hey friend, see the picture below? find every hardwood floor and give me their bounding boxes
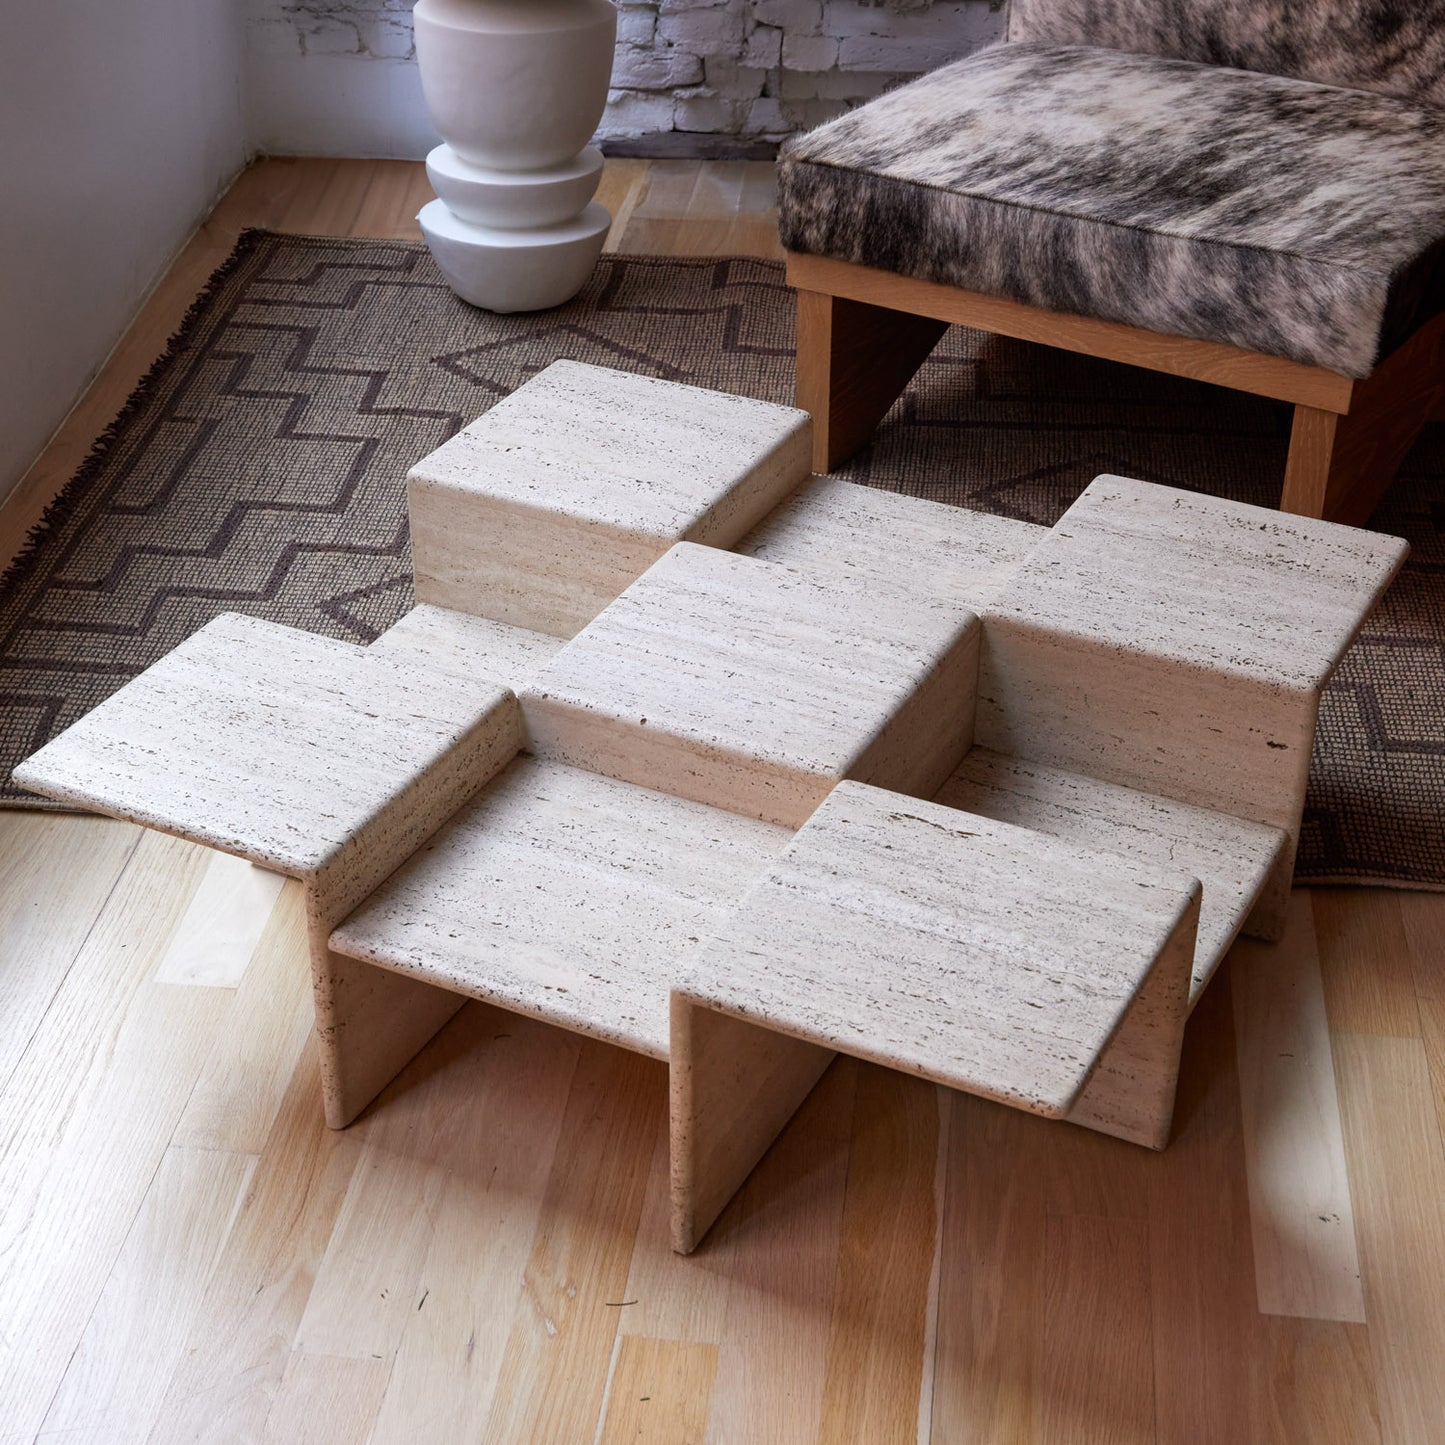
[2,158,1443,1443]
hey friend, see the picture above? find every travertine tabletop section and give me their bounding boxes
[522,542,980,827]
[737,475,1045,608]
[329,756,790,1057]
[369,603,564,688]
[408,360,813,637]
[986,475,1407,691]
[12,613,521,878]
[935,748,1288,1006]
[674,781,1201,1114]
[971,476,1408,935]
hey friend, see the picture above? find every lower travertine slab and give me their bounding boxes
[935,748,1288,1006]
[368,603,564,688]
[736,474,1045,608]
[669,781,1199,1250]
[523,542,979,827]
[329,756,791,1058]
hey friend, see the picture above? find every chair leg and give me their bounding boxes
[794,288,948,474]
[1280,314,1445,525]
[1280,405,1339,520]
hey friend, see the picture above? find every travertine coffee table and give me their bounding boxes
[15,360,1408,1253]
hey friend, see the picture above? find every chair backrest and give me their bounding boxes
[1008,0,1445,107]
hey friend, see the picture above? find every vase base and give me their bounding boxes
[426,144,604,230]
[418,198,611,313]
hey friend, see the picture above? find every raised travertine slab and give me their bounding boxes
[368,603,564,689]
[11,612,520,877]
[935,748,1289,1007]
[522,542,980,827]
[408,360,813,637]
[973,475,1408,939]
[669,781,1200,1251]
[329,756,790,1058]
[736,474,1045,607]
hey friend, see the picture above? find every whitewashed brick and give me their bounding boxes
[742,23,783,69]
[750,0,823,34]
[603,88,678,136]
[746,96,789,134]
[617,5,657,46]
[675,92,746,131]
[657,7,747,53]
[704,57,768,98]
[614,44,705,89]
[782,33,839,69]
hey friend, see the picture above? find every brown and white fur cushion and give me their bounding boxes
[778,43,1445,376]
[1009,0,1445,108]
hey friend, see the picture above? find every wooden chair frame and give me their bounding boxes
[789,250,1445,526]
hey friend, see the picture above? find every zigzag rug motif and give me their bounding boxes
[2,231,1442,887]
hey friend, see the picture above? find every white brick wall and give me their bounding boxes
[247,0,1006,149]
[615,0,1004,139]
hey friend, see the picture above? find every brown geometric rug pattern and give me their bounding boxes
[2,231,1442,887]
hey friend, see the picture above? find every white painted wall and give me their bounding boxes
[0,0,248,503]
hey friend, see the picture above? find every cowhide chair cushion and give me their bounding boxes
[778,43,1445,377]
[1009,0,1445,108]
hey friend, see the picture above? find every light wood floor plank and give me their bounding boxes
[613,1113,735,1348]
[1313,889,1421,1038]
[817,1066,939,1445]
[38,1146,256,1444]
[1334,1032,1445,1442]
[367,1011,581,1444]
[930,1095,1046,1444]
[261,1352,393,1444]
[351,157,427,242]
[597,1336,719,1445]
[1401,891,1445,1143]
[147,1041,365,1444]
[1251,1316,1382,1444]
[703,1060,856,1445]
[293,1004,510,1363]
[153,849,286,988]
[1232,892,1366,1322]
[480,1041,659,1444]
[1147,976,1261,1445]
[1041,1215,1155,1445]
[171,878,315,1154]
[0,813,138,1096]
[0,832,230,1441]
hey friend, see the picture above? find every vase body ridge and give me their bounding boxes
[414,0,618,172]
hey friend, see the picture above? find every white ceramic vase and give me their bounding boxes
[413,0,616,313]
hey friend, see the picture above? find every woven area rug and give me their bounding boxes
[2,230,1442,887]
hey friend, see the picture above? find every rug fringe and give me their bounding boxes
[0,227,273,600]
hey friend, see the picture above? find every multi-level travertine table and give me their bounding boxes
[15,360,1408,1254]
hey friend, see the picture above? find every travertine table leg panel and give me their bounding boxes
[523,543,979,827]
[310,946,471,1130]
[669,1000,836,1255]
[302,696,524,1128]
[408,360,813,636]
[1060,912,1196,1149]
